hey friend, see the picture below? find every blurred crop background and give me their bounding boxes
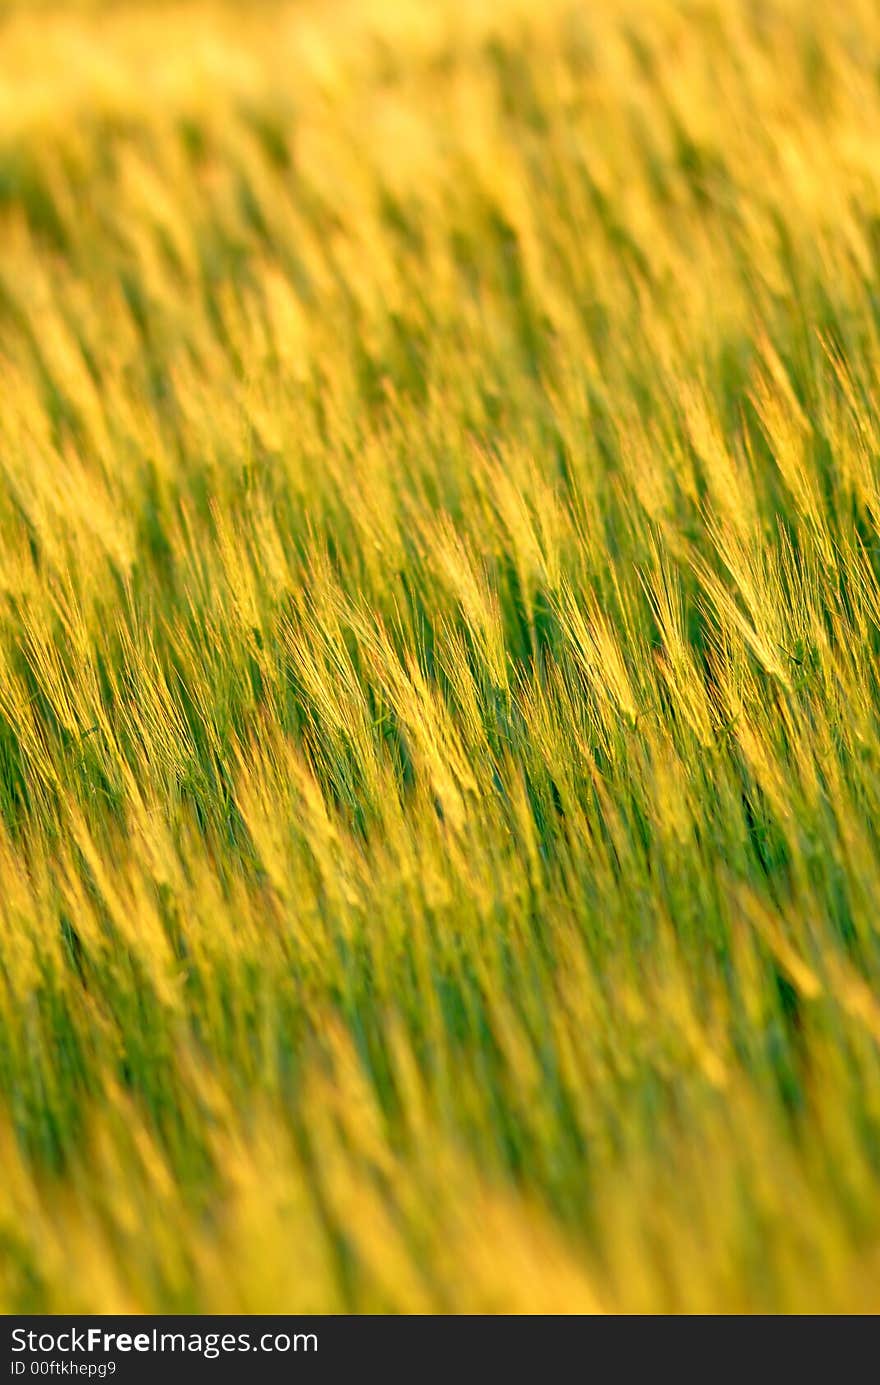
[2,0,880,1312]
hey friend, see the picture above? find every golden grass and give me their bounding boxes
[2,0,880,1312]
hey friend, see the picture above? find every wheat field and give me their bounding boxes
[2,0,880,1314]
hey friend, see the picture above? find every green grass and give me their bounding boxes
[2,0,880,1312]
